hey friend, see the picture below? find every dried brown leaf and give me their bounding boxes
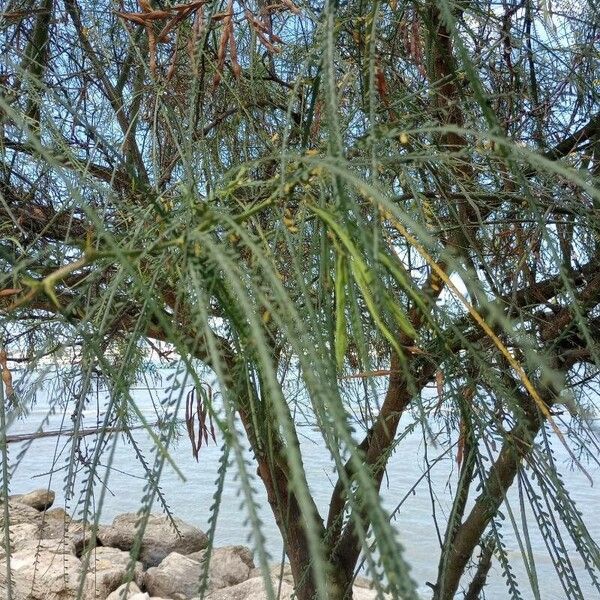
[435,369,444,401]
[229,29,241,78]
[0,350,14,401]
[456,419,465,467]
[279,0,301,14]
[212,11,234,21]
[0,288,22,297]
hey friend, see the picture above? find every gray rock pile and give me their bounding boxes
[1,489,385,600]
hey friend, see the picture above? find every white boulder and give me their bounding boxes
[144,545,254,599]
[10,489,55,511]
[82,546,145,598]
[99,513,208,567]
[203,576,294,600]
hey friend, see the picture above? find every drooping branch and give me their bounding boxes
[326,1,479,580]
[431,384,546,600]
[434,380,477,589]
[431,300,596,600]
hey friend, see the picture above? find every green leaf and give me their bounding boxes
[310,203,413,351]
[334,251,348,370]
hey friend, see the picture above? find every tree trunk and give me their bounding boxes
[259,454,353,600]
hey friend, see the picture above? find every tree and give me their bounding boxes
[1,0,599,598]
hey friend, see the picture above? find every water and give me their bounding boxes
[4,371,600,599]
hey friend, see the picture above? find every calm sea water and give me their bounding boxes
[5,370,599,599]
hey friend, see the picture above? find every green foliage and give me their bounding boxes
[1,0,599,599]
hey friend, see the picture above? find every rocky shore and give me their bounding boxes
[0,490,380,600]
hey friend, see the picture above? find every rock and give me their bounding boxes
[249,564,294,585]
[203,576,294,600]
[145,545,254,599]
[38,507,73,537]
[14,536,76,556]
[352,586,391,600]
[10,489,55,511]
[99,513,208,567]
[2,547,96,600]
[0,523,40,559]
[242,568,385,600]
[82,546,145,598]
[0,523,79,572]
[354,576,374,589]
[9,522,41,545]
[105,581,144,600]
[73,527,99,556]
[144,552,201,599]
[188,545,255,589]
[39,507,99,556]
[1,544,145,600]
[0,501,41,527]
